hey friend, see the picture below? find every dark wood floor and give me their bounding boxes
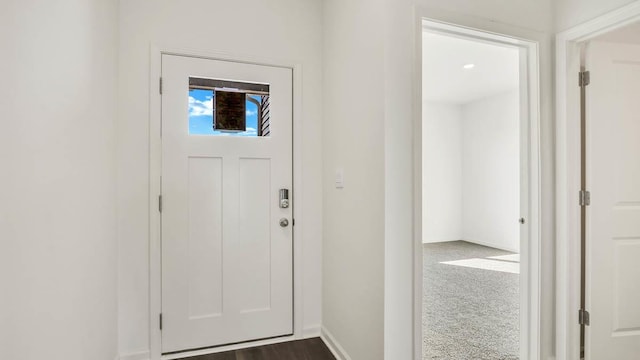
[181,338,335,360]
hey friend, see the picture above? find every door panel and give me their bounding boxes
[236,158,272,313]
[161,55,293,353]
[187,157,223,319]
[585,41,640,359]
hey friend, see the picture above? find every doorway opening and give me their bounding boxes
[419,20,541,360]
[572,21,640,360]
[556,5,640,358]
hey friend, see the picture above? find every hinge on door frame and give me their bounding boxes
[159,195,163,213]
[579,71,590,87]
[579,309,590,326]
[159,77,163,94]
[579,190,591,206]
[159,313,163,330]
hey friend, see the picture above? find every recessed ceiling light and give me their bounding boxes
[463,63,475,70]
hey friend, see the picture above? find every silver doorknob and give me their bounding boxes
[279,218,289,227]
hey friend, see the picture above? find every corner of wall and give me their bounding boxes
[321,327,353,360]
[302,325,322,338]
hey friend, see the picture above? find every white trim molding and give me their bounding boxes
[123,328,321,360]
[555,2,640,359]
[118,350,150,360]
[161,336,296,360]
[320,327,352,360]
[302,325,322,338]
[415,9,543,360]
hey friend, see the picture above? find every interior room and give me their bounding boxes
[422,31,522,359]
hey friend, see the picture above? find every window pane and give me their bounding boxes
[188,77,270,137]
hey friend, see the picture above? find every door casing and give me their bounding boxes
[556,2,640,359]
[415,13,543,360]
[413,14,542,360]
[148,47,305,360]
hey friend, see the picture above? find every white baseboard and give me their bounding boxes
[462,239,519,253]
[118,350,150,360]
[302,325,322,338]
[162,336,297,359]
[321,326,352,360]
[121,328,323,360]
[422,239,461,244]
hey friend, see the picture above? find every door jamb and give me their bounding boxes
[414,9,542,360]
[555,2,640,359]
[149,46,305,360]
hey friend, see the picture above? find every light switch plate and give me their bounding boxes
[335,168,344,189]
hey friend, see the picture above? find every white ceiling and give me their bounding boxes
[422,31,520,104]
[593,21,640,44]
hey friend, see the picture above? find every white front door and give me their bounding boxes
[160,54,293,353]
[585,41,640,359]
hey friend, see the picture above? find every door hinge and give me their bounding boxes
[159,77,163,94]
[579,71,590,87]
[159,313,163,330]
[579,309,590,326]
[159,195,163,212]
[579,190,591,206]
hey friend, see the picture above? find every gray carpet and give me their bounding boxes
[423,241,519,360]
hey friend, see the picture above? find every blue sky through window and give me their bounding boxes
[188,89,261,136]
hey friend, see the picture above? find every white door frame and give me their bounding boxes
[555,2,640,359]
[414,8,542,360]
[148,46,305,360]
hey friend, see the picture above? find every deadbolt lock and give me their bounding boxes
[279,189,290,208]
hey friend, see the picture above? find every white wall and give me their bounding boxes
[117,0,323,357]
[555,0,639,31]
[422,92,519,252]
[382,2,417,358]
[381,0,555,359]
[422,102,463,243]
[322,0,386,359]
[461,91,520,253]
[0,0,119,359]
